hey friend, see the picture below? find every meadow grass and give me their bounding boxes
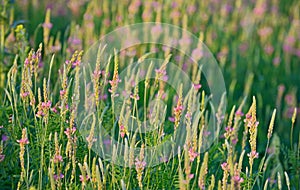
[0,0,299,189]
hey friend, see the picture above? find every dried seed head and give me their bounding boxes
[292,108,297,125]
[267,109,276,139]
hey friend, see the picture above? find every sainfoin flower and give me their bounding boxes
[2,134,8,142]
[188,148,199,161]
[151,24,163,36]
[135,158,146,169]
[119,125,127,138]
[191,48,203,61]
[64,127,76,138]
[247,150,259,159]
[235,110,244,117]
[0,154,5,162]
[36,100,52,118]
[193,83,202,90]
[17,136,29,145]
[53,173,64,180]
[53,154,63,163]
[221,162,229,171]
[233,174,244,183]
[79,175,90,182]
[130,93,140,100]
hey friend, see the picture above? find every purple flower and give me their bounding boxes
[152,1,161,9]
[268,178,277,185]
[278,84,285,93]
[239,43,248,54]
[235,110,244,117]
[68,37,81,46]
[42,22,53,29]
[17,138,29,145]
[232,138,238,145]
[285,36,295,45]
[170,10,180,19]
[191,48,203,61]
[171,2,178,8]
[72,60,81,67]
[233,175,244,183]
[221,162,229,171]
[193,84,202,90]
[264,44,274,55]
[225,126,233,133]
[168,117,175,122]
[100,94,108,100]
[79,175,90,182]
[160,156,168,163]
[179,36,192,47]
[60,90,66,96]
[295,49,300,58]
[222,4,233,14]
[283,44,294,54]
[285,94,294,105]
[247,150,259,158]
[203,130,211,137]
[135,158,146,169]
[2,134,8,142]
[0,154,5,162]
[36,110,45,118]
[103,138,111,146]
[64,127,76,138]
[20,92,29,98]
[188,148,199,161]
[258,27,273,38]
[151,24,163,36]
[253,3,267,16]
[51,107,58,113]
[53,173,64,180]
[273,57,281,66]
[53,155,63,163]
[187,5,196,14]
[155,68,166,76]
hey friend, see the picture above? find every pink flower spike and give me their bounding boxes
[53,155,63,163]
[42,22,53,29]
[0,154,5,162]
[235,110,244,117]
[120,131,125,138]
[51,107,58,113]
[188,148,199,161]
[168,117,175,122]
[233,175,244,183]
[60,90,66,96]
[221,162,229,171]
[17,138,29,145]
[120,125,124,130]
[193,84,202,90]
[46,101,52,107]
[248,150,259,158]
[21,92,29,98]
[79,175,90,182]
[72,60,81,67]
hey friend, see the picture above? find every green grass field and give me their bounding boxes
[0,0,299,189]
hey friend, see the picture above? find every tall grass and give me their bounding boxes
[0,0,299,189]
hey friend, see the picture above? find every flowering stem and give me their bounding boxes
[290,127,293,150]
